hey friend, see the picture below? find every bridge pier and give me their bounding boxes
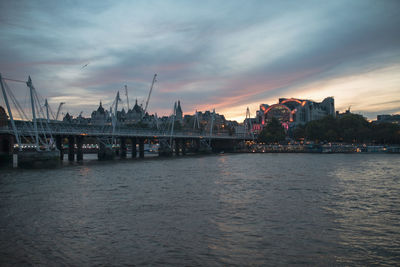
[175,139,180,156]
[0,133,13,167]
[97,138,116,161]
[68,136,75,162]
[131,137,137,158]
[55,136,64,160]
[98,141,105,160]
[194,139,200,153]
[181,139,186,155]
[158,139,172,157]
[139,138,144,158]
[120,138,127,159]
[211,139,238,153]
[76,136,83,161]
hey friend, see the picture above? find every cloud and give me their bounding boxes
[0,0,399,121]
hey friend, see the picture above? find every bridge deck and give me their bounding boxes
[0,121,250,140]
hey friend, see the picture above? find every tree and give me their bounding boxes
[304,115,338,142]
[257,117,286,143]
[292,124,305,141]
[337,113,370,143]
[305,120,324,142]
[371,122,400,144]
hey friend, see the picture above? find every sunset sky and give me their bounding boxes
[0,0,399,122]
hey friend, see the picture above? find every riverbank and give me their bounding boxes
[242,143,400,153]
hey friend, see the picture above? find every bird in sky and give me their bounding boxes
[81,62,90,69]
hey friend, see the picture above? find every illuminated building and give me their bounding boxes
[253,97,335,129]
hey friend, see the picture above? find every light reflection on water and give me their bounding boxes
[0,153,399,265]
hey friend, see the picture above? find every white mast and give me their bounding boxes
[112,91,121,145]
[56,102,65,120]
[0,73,22,150]
[44,98,50,122]
[27,76,39,151]
[143,74,157,117]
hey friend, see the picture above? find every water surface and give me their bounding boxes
[1,154,399,266]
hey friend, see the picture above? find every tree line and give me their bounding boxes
[257,113,400,144]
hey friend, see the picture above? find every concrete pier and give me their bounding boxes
[139,138,144,158]
[131,137,137,158]
[175,139,180,156]
[181,139,186,155]
[17,150,60,168]
[211,139,238,153]
[98,142,105,160]
[120,138,127,159]
[76,136,83,161]
[194,139,200,153]
[158,139,173,156]
[97,141,115,160]
[0,133,13,166]
[55,135,64,160]
[68,136,75,162]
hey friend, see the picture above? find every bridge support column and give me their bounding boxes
[175,139,180,156]
[139,138,144,158]
[68,136,75,162]
[115,143,120,156]
[76,136,83,161]
[120,138,126,159]
[195,139,200,153]
[0,133,13,167]
[98,141,105,160]
[131,137,137,158]
[55,136,64,160]
[181,139,186,155]
[97,138,115,161]
[211,139,236,153]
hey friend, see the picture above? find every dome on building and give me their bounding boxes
[133,99,142,113]
[97,101,105,114]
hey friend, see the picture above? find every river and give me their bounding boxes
[1,153,399,266]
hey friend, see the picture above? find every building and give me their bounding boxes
[250,97,335,131]
[91,101,110,125]
[175,101,183,122]
[376,114,400,124]
[125,99,144,124]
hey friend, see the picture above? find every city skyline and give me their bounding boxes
[0,0,399,121]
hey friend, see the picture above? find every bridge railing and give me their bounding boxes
[5,120,251,139]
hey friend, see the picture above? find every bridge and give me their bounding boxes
[0,119,250,163]
[0,73,252,166]
[0,120,245,140]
